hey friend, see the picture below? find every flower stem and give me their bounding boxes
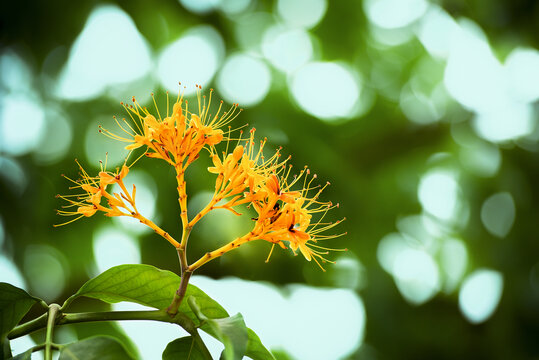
[189,234,249,271]
[8,312,49,340]
[131,212,180,248]
[45,304,61,360]
[166,270,192,316]
[175,165,189,231]
[10,309,196,339]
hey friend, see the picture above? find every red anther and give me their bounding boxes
[327,181,331,185]
[151,92,154,96]
[132,96,136,102]
[220,100,224,103]
[55,194,59,198]
[313,174,317,178]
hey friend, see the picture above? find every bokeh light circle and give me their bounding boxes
[0,94,45,156]
[157,26,224,95]
[290,61,360,121]
[217,53,271,106]
[459,269,503,324]
[364,0,428,29]
[505,47,539,103]
[262,26,313,73]
[277,0,327,29]
[56,5,152,101]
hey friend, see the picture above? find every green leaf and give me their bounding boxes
[162,336,206,360]
[0,283,39,342]
[189,297,248,360]
[245,328,275,360]
[59,336,135,360]
[63,264,228,324]
[8,348,32,360]
[64,265,274,360]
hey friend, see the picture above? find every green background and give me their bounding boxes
[1,0,539,359]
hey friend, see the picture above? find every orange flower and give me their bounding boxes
[188,164,346,271]
[55,161,134,226]
[189,129,290,227]
[99,86,240,170]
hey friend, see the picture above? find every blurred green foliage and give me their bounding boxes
[1,0,539,359]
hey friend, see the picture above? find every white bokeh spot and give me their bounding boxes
[290,61,360,121]
[217,53,271,106]
[418,169,461,222]
[459,269,503,324]
[262,26,313,73]
[93,226,140,274]
[0,94,45,156]
[277,0,327,29]
[157,26,224,95]
[364,0,428,29]
[56,5,152,101]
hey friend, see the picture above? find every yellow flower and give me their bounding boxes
[189,128,289,226]
[188,158,346,271]
[99,86,240,170]
[55,159,181,248]
[55,160,134,226]
[248,170,345,268]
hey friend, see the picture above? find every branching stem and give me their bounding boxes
[45,304,61,360]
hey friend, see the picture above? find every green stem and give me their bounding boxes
[9,309,213,360]
[30,343,62,353]
[9,309,196,340]
[45,304,61,360]
[166,270,192,316]
[8,312,49,340]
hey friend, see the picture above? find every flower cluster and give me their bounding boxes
[99,86,239,169]
[57,86,345,271]
[56,160,131,222]
[187,128,346,270]
[56,159,179,247]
